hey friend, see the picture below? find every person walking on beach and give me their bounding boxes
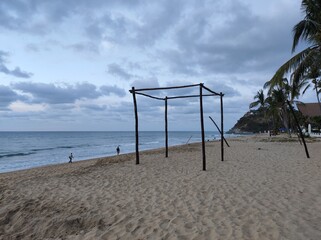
[116,145,120,155]
[68,153,74,163]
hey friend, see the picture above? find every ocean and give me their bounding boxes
[0,131,237,173]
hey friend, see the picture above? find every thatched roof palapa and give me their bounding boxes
[297,103,321,117]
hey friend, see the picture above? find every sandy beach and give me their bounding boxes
[1,134,321,239]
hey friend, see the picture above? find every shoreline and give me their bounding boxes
[1,134,321,239]
[0,133,242,175]
[0,139,217,176]
[1,133,318,177]
[0,132,317,176]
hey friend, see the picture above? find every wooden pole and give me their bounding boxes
[208,116,230,147]
[220,93,224,161]
[134,83,200,92]
[297,133,302,145]
[132,87,140,164]
[165,97,168,158]
[287,100,310,158]
[200,84,206,171]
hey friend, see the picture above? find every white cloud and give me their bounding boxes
[9,101,47,112]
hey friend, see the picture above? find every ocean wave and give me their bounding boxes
[30,145,84,153]
[0,145,85,159]
[139,141,161,146]
[0,152,36,159]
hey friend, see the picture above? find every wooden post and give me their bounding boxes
[165,97,168,158]
[132,87,140,164]
[209,116,230,147]
[220,93,224,161]
[287,100,310,158]
[200,84,206,171]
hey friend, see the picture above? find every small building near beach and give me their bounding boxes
[297,102,321,117]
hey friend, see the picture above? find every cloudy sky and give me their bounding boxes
[0,0,314,131]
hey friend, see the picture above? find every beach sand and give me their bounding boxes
[1,134,321,239]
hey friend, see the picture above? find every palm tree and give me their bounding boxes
[269,0,321,106]
[302,66,321,111]
[272,88,290,133]
[265,78,306,135]
[264,91,282,134]
[249,89,266,110]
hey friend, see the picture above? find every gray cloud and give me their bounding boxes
[25,41,99,54]
[0,0,305,131]
[0,66,32,78]
[0,0,144,35]
[84,0,184,47]
[131,78,160,89]
[0,51,33,78]
[107,63,133,80]
[66,42,99,53]
[100,85,126,97]
[205,81,240,97]
[11,82,127,105]
[1,0,181,49]
[80,104,107,112]
[12,82,102,104]
[160,0,300,76]
[86,13,129,43]
[160,81,199,98]
[0,85,24,108]
[132,0,183,47]
[1,0,298,74]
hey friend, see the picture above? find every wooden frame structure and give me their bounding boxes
[129,83,225,171]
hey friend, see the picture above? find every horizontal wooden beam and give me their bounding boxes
[167,93,218,100]
[129,83,222,101]
[131,83,200,92]
[135,92,165,100]
[201,85,220,95]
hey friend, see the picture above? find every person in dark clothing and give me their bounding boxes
[116,146,120,155]
[69,153,74,163]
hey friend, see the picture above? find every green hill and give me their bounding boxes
[228,110,272,134]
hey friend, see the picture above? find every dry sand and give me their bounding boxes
[1,134,321,240]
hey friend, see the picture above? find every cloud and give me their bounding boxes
[0,51,33,78]
[131,77,160,89]
[80,104,107,112]
[0,66,33,78]
[0,0,306,131]
[10,82,127,105]
[0,85,24,108]
[12,82,102,104]
[206,80,240,97]
[160,0,300,76]
[9,101,46,112]
[0,0,183,49]
[107,63,133,80]
[100,85,126,97]
[83,0,184,48]
[0,0,144,35]
[131,0,184,47]
[0,0,299,73]
[66,42,99,53]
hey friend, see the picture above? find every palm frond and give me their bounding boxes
[249,101,259,109]
[292,0,321,51]
[291,46,320,85]
[266,47,316,93]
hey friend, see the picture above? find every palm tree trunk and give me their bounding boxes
[281,106,291,137]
